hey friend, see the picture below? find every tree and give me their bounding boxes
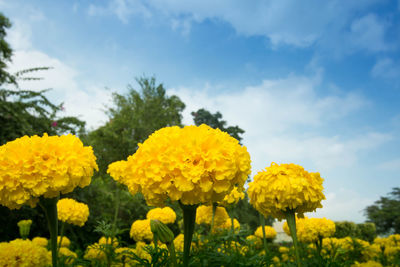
[0,12,14,85]
[191,108,245,142]
[364,187,400,235]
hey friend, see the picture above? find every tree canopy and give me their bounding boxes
[191,108,245,142]
[364,187,400,235]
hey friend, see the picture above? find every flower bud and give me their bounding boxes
[17,219,32,239]
[150,219,174,244]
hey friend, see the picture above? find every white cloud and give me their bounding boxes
[371,58,400,79]
[5,20,111,130]
[87,0,387,52]
[311,188,375,222]
[349,14,389,52]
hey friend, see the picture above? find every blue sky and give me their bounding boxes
[2,0,400,222]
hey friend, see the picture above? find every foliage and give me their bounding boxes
[334,221,377,242]
[0,12,14,85]
[191,108,244,142]
[365,187,400,235]
[86,76,185,175]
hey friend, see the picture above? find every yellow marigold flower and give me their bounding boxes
[248,163,325,220]
[57,236,71,248]
[52,247,77,264]
[279,246,290,254]
[351,260,383,267]
[174,234,185,252]
[196,205,230,226]
[32,236,48,247]
[98,236,119,247]
[130,219,153,242]
[283,217,335,243]
[115,247,136,265]
[84,243,106,260]
[255,225,277,239]
[107,125,251,206]
[0,239,48,267]
[218,186,245,206]
[0,134,98,209]
[146,207,177,224]
[57,198,89,227]
[246,235,262,248]
[134,242,152,262]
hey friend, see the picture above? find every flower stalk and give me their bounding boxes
[285,211,301,267]
[180,202,197,267]
[40,196,59,267]
[259,213,268,256]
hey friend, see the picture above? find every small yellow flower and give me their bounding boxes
[196,205,229,226]
[57,236,71,248]
[254,225,277,239]
[57,198,89,227]
[146,207,177,224]
[130,219,153,242]
[283,217,335,243]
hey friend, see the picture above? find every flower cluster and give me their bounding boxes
[254,225,277,239]
[0,239,49,266]
[108,125,251,206]
[218,186,245,206]
[196,205,229,226]
[0,134,98,209]
[130,219,153,242]
[146,207,177,224]
[248,163,325,220]
[99,236,119,247]
[283,217,335,243]
[57,198,89,227]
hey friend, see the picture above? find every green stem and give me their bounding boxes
[210,203,217,234]
[259,213,268,257]
[112,184,121,238]
[58,221,65,251]
[285,212,301,267]
[167,242,178,267]
[39,196,59,267]
[179,202,197,267]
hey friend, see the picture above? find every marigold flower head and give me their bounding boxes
[98,236,119,247]
[57,198,89,227]
[255,225,277,239]
[57,236,71,248]
[130,219,153,242]
[283,217,335,243]
[146,207,177,224]
[108,125,251,206]
[0,239,48,267]
[0,134,98,209]
[195,205,229,226]
[32,237,48,247]
[84,243,106,260]
[248,163,325,220]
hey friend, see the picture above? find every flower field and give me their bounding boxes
[0,125,399,267]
